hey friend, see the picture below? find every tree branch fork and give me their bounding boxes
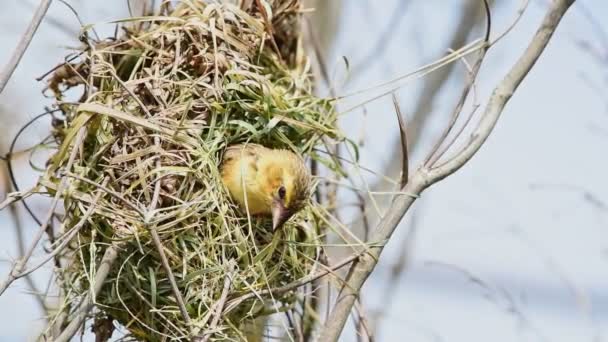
[318,0,576,341]
[0,0,576,341]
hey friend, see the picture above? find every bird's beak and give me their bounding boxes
[271,201,291,231]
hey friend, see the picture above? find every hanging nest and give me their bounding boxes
[41,1,343,340]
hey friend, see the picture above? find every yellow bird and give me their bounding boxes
[220,143,311,230]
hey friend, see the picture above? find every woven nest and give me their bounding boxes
[42,1,343,340]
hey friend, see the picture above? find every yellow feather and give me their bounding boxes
[220,144,310,219]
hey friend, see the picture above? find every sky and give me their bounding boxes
[1,0,608,341]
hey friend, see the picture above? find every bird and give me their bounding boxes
[220,143,311,231]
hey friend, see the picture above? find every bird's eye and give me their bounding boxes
[278,186,286,199]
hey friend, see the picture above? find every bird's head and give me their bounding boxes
[259,150,311,230]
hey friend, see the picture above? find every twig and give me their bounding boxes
[391,94,409,188]
[145,137,192,330]
[371,208,420,335]
[0,0,53,93]
[14,178,109,279]
[432,51,480,168]
[354,299,373,342]
[427,0,572,181]
[104,61,151,117]
[431,52,482,168]
[63,172,145,217]
[490,0,530,46]
[347,0,493,243]
[35,51,85,81]
[317,1,575,340]
[0,186,39,210]
[424,0,492,168]
[53,244,120,342]
[224,252,360,314]
[1,162,47,316]
[0,127,86,297]
[6,109,60,226]
[194,263,236,342]
[41,179,108,341]
[286,310,304,342]
[405,0,491,149]
[149,229,192,323]
[7,109,64,271]
[253,0,283,62]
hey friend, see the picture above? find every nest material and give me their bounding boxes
[44,1,342,340]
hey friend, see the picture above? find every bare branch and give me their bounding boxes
[62,172,145,217]
[146,138,192,330]
[424,52,486,167]
[0,127,86,297]
[396,0,491,151]
[14,178,109,279]
[6,109,59,226]
[354,299,373,342]
[318,1,576,340]
[347,0,492,241]
[428,0,574,182]
[224,252,361,315]
[391,94,409,188]
[0,0,53,93]
[370,208,420,335]
[1,157,47,316]
[424,0,491,167]
[53,244,120,342]
[430,51,481,168]
[194,263,236,342]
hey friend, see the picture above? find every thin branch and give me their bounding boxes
[63,171,145,217]
[347,0,492,241]
[0,0,53,93]
[391,94,409,188]
[194,263,236,342]
[370,208,420,335]
[14,178,109,279]
[1,161,47,316]
[354,299,373,342]
[6,109,59,226]
[317,1,575,340]
[224,252,360,314]
[428,0,573,181]
[145,137,192,331]
[431,53,482,167]
[424,0,492,167]
[286,310,305,342]
[0,127,86,297]
[0,186,39,210]
[104,61,151,117]
[36,51,85,82]
[53,244,120,342]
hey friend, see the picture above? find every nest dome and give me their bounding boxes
[43,1,341,340]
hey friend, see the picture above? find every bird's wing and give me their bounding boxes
[222,143,264,165]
